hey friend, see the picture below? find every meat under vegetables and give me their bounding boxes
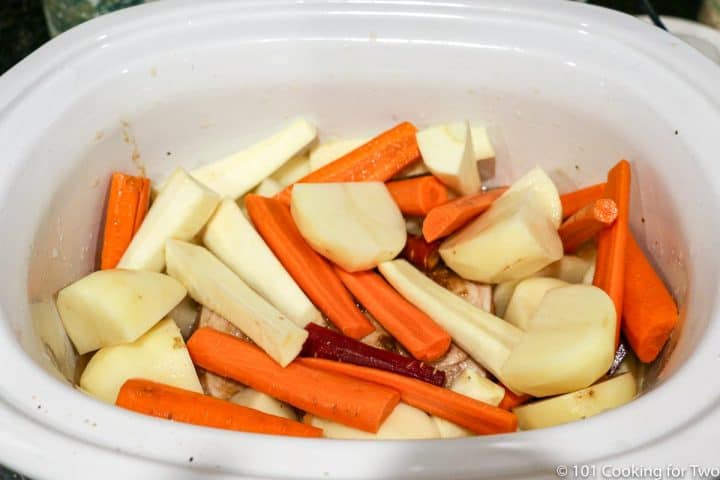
[196,307,246,399]
[429,266,493,313]
[431,343,487,387]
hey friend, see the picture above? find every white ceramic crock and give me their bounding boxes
[1,1,719,478]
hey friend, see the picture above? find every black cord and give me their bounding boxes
[638,0,668,31]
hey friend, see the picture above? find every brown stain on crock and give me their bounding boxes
[120,121,147,177]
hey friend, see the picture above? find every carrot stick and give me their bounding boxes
[298,357,517,435]
[133,177,151,229]
[593,161,631,344]
[188,328,400,433]
[386,176,449,216]
[422,183,609,243]
[276,122,420,204]
[100,172,151,269]
[422,187,508,242]
[334,267,452,361]
[498,390,532,411]
[622,234,678,363]
[560,183,606,219]
[245,194,374,339]
[558,198,618,253]
[116,378,322,438]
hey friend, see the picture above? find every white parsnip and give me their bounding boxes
[378,259,522,384]
[192,118,317,198]
[165,239,308,366]
[271,154,311,187]
[308,137,369,171]
[254,178,283,198]
[118,168,220,272]
[203,198,322,326]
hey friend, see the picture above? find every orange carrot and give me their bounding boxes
[100,172,151,269]
[386,176,449,216]
[334,267,451,361]
[422,187,508,242]
[276,122,420,204]
[187,328,400,433]
[622,234,678,363]
[558,198,618,253]
[297,358,517,435]
[560,183,606,219]
[116,378,322,437]
[421,182,609,243]
[593,161,631,344]
[498,390,532,411]
[245,194,374,339]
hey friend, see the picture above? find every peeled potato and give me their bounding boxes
[291,182,406,272]
[504,277,569,329]
[514,373,637,430]
[537,255,593,284]
[230,389,297,420]
[470,125,495,161]
[79,318,202,403]
[432,368,505,438]
[440,188,563,283]
[56,269,186,354]
[416,121,480,195]
[307,403,439,439]
[493,280,521,318]
[503,166,562,228]
[502,285,616,397]
[470,125,496,180]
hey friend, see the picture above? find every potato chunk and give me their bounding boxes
[291,182,406,272]
[57,269,186,354]
[502,285,616,397]
[79,318,201,403]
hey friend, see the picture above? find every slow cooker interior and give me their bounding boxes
[26,63,694,388]
[0,6,716,475]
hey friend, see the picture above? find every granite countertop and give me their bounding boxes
[0,0,706,478]
[0,2,50,74]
